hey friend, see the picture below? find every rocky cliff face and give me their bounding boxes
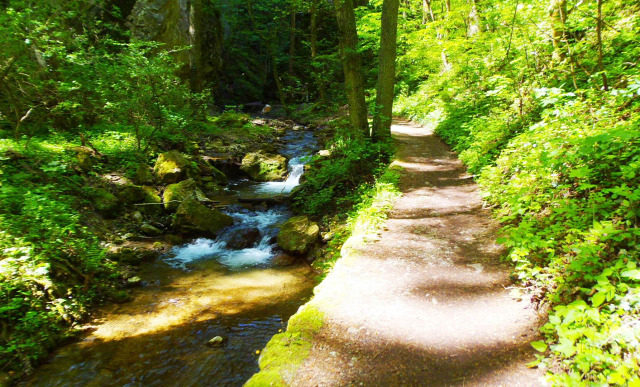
[128,0,222,92]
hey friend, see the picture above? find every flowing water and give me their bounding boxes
[24,128,318,387]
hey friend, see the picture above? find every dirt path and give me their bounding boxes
[290,120,545,386]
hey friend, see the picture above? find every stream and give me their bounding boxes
[24,128,318,386]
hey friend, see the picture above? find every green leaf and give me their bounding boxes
[553,338,576,357]
[591,292,606,307]
[531,341,547,352]
[621,269,640,280]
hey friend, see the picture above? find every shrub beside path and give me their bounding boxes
[285,119,546,386]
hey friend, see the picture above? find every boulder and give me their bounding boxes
[93,188,119,216]
[119,184,161,206]
[153,150,190,184]
[273,253,297,266]
[226,228,261,250]
[172,197,233,236]
[141,223,163,236]
[107,246,157,265]
[134,163,154,185]
[276,216,319,255]
[240,152,288,182]
[163,179,207,212]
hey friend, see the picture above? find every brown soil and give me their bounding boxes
[291,120,546,386]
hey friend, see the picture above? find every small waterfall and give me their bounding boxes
[255,157,305,195]
[165,127,317,270]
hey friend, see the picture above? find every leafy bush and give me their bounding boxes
[293,121,394,216]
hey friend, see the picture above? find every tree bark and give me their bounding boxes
[372,0,400,140]
[468,0,480,37]
[333,0,369,135]
[596,0,608,90]
[422,0,434,24]
[549,0,567,61]
[310,0,326,103]
[289,8,296,75]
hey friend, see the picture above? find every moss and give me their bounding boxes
[244,305,324,387]
[163,179,206,212]
[276,216,320,255]
[240,152,288,182]
[153,150,190,184]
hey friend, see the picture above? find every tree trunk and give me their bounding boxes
[468,0,480,37]
[549,0,567,61]
[310,0,326,103]
[422,0,435,24]
[445,0,451,13]
[596,0,608,90]
[334,0,369,135]
[289,9,296,75]
[372,0,400,141]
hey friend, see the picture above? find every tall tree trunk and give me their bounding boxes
[334,0,369,135]
[445,0,451,13]
[289,9,296,75]
[247,1,286,105]
[422,0,435,24]
[310,0,326,103]
[596,0,608,90]
[372,0,400,140]
[468,0,480,37]
[549,0,567,61]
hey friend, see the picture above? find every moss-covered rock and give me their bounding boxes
[245,305,324,386]
[163,179,207,212]
[93,188,120,216]
[74,147,95,172]
[172,196,233,236]
[276,216,319,255]
[240,151,288,182]
[153,150,190,184]
[134,163,154,185]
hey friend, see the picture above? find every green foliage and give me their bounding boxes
[293,120,394,215]
[0,142,118,374]
[390,0,640,383]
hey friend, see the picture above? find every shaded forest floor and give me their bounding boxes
[289,119,546,386]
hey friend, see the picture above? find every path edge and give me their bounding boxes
[244,164,402,387]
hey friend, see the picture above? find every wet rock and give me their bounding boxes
[92,188,119,217]
[202,182,225,197]
[163,179,207,212]
[153,150,190,184]
[226,228,261,250]
[273,253,297,266]
[107,247,157,265]
[134,163,154,185]
[207,336,225,348]
[172,197,233,236]
[240,151,288,182]
[126,276,143,288]
[119,184,161,206]
[141,223,163,236]
[277,216,320,255]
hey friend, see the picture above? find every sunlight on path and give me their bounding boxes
[291,119,546,386]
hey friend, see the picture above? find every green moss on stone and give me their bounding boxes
[244,305,324,387]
